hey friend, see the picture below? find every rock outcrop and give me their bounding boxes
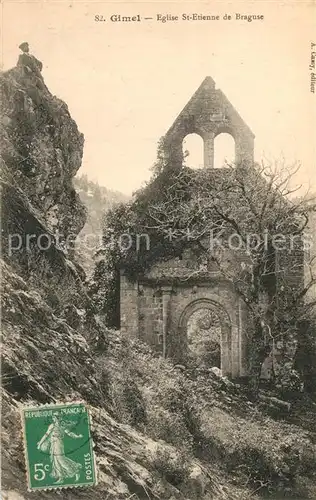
[1,62,88,316]
[1,58,243,500]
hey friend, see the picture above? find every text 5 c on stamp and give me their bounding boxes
[21,402,97,491]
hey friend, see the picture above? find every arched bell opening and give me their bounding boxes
[214,132,235,168]
[182,133,204,169]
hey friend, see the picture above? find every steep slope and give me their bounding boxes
[0,59,250,499]
[2,261,245,500]
[1,62,88,318]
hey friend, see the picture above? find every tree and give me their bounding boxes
[143,160,316,395]
[75,173,89,192]
[94,154,316,397]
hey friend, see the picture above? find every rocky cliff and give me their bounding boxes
[0,58,244,500]
[1,62,89,320]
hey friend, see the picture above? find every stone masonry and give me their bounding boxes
[162,76,254,170]
[120,77,254,377]
[120,77,305,378]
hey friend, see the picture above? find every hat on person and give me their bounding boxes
[19,42,29,52]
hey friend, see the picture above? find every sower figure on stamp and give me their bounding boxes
[37,413,83,484]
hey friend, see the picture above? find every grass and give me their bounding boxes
[95,328,316,498]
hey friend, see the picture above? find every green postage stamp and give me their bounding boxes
[21,402,97,491]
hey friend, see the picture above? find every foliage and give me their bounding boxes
[74,173,128,203]
[110,373,148,427]
[4,252,315,498]
[74,174,129,276]
[151,446,191,487]
[275,363,302,401]
[92,154,316,396]
[89,250,120,327]
[200,405,316,497]
[294,316,316,397]
[96,329,316,498]
[187,309,221,368]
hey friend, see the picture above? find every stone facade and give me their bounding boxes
[120,247,250,377]
[120,77,255,377]
[120,77,306,378]
[162,76,254,170]
[120,276,249,377]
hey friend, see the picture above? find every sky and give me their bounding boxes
[2,0,315,195]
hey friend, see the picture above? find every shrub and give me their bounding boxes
[275,363,302,401]
[151,445,191,487]
[146,406,193,450]
[110,373,147,427]
[199,407,316,496]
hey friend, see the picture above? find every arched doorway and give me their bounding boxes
[187,308,221,368]
[178,298,232,374]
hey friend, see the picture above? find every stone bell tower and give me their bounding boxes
[162,76,254,169]
[120,76,256,378]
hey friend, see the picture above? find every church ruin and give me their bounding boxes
[119,77,304,378]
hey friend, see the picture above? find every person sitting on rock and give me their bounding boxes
[17,42,43,78]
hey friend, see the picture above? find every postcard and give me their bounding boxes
[1,1,316,498]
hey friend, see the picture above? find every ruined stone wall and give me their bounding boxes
[120,276,164,349]
[120,237,305,378]
[276,235,306,308]
[120,270,250,377]
[138,285,164,350]
[162,76,254,170]
[120,76,306,377]
[120,273,139,337]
